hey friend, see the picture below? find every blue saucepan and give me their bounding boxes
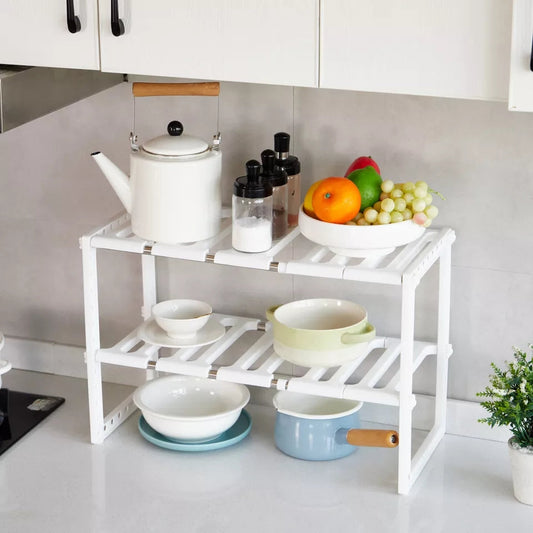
[273,391,399,461]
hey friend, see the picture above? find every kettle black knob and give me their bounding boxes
[167,121,184,136]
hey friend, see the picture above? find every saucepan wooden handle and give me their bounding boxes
[345,429,399,448]
[132,82,220,97]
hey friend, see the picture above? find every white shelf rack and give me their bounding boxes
[80,211,455,495]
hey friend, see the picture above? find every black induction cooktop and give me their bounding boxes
[0,388,65,455]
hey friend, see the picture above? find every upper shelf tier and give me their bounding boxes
[82,211,456,286]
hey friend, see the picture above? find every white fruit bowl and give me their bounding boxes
[298,205,425,257]
[133,375,250,443]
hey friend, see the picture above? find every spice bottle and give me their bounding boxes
[232,160,273,253]
[261,149,288,240]
[274,132,301,227]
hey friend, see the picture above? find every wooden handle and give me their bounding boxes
[132,82,220,97]
[345,429,399,448]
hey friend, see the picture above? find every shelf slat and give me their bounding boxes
[96,312,438,407]
[85,212,456,285]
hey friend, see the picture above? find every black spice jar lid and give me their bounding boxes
[275,155,300,176]
[273,133,300,175]
[274,132,291,153]
[234,160,273,199]
[261,149,287,187]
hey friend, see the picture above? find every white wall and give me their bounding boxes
[1,80,532,402]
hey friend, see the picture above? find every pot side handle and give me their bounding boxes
[341,323,376,345]
[346,429,400,448]
[345,429,399,448]
[265,305,281,323]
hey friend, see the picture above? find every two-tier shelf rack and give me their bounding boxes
[81,210,455,495]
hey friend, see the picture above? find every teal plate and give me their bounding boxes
[138,410,252,452]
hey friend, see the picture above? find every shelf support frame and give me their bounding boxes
[80,213,455,495]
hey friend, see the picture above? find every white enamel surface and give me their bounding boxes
[273,391,362,419]
[272,338,368,368]
[299,206,425,257]
[151,299,212,339]
[142,132,209,157]
[3,370,533,533]
[133,375,250,441]
[273,299,367,330]
[130,149,222,243]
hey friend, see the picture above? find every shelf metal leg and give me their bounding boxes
[435,242,452,430]
[141,254,157,320]
[81,236,105,444]
[398,241,453,494]
[141,254,158,381]
[398,275,416,494]
[409,242,453,487]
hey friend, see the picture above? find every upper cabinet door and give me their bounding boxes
[320,0,512,101]
[98,0,319,87]
[509,0,533,111]
[0,1,100,70]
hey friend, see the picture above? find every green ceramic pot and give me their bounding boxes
[266,299,375,365]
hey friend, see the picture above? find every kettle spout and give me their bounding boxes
[91,151,132,213]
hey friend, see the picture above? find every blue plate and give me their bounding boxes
[138,410,252,452]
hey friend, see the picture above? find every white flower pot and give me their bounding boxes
[509,438,533,505]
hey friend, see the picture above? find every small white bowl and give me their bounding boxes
[299,205,425,257]
[133,375,250,442]
[152,299,212,339]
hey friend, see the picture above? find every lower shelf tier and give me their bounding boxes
[96,313,453,408]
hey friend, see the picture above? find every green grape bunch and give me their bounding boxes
[349,180,443,227]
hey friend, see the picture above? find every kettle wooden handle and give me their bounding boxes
[345,429,399,448]
[132,82,220,97]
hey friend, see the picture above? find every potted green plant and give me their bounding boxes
[477,345,533,505]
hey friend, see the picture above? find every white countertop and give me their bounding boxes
[1,370,530,533]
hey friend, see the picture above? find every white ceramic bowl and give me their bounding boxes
[133,375,250,442]
[152,299,212,339]
[298,205,425,257]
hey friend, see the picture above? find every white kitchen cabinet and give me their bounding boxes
[320,0,512,101]
[0,1,100,70]
[508,0,533,111]
[97,0,319,87]
[80,212,455,494]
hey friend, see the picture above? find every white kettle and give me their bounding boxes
[91,120,222,244]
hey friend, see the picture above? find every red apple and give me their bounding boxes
[344,156,380,177]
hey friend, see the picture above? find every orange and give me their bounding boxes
[312,177,361,224]
[303,180,323,218]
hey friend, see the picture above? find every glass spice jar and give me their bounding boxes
[261,149,288,240]
[274,132,301,227]
[232,160,273,253]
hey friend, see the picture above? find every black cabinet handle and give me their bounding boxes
[66,0,81,34]
[111,0,125,37]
